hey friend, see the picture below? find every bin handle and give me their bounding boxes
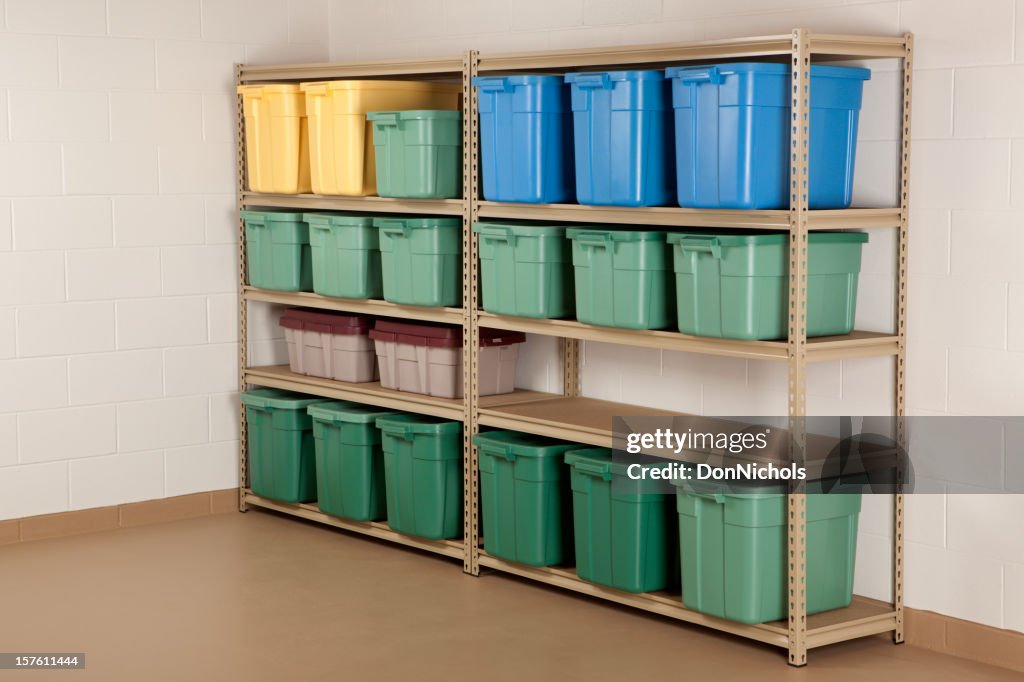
[371,112,399,126]
[573,459,612,481]
[473,77,511,92]
[376,219,410,238]
[480,227,516,247]
[571,72,613,90]
[675,235,723,259]
[674,66,723,85]
[712,493,726,504]
[308,221,330,231]
[385,425,414,440]
[572,231,614,250]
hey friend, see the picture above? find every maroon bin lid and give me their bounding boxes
[279,308,372,336]
[368,320,525,348]
[480,327,526,347]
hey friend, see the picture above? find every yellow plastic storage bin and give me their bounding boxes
[301,80,461,196]
[237,84,312,194]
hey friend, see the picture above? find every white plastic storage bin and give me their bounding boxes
[280,309,377,383]
[368,321,525,399]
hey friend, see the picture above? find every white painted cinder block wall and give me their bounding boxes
[0,0,330,515]
[327,0,1024,632]
[0,0,1020,634]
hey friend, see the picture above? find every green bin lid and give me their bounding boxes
[566,228,668,242]
[666,230,868,247]
[240,388,330,411]
[375,413,462,435]
[565,447,668,478]
[472,430,575,458]
[307,401,398,424]
[367,109,461,121]
[473,221,567,237]
[303,212,376,227]
[372,216,461,229]
[240,210,307,223]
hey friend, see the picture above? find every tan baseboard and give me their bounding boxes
[907,608,1024,673]
[0,489,238,545]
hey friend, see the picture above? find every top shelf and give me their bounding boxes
[238,32,909,84]
[239,56,464,82]
[479,32,909,71]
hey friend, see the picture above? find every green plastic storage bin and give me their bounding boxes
[376,414,463,540]
[566,228,674,329]
[376,217,462,307]
[305,212,383,299]
[368,110,462,199]
[673,482,861,624]
[565,448,678,593]
[473,222,574,319]
[308,401,398,521]
[474,431,577,567]
[667,231,869,340]
[242,210,313,292]
[241,388,331,503]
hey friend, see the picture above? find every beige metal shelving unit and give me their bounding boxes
[234,29,912,666]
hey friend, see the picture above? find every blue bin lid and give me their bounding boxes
[240,210,307,223]
[472,75,564,88]
[565,69,666,83]
[665,62,870,81]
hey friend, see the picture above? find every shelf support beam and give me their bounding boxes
[235,63,249,514]
[787,28,811,668]
[893,31,913,646]
[463,50,481,577]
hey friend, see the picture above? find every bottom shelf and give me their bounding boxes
[478,551,898,650]
[242,491,464,561]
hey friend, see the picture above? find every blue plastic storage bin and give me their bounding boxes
[564,70,674,207]
[666,63,870,210]
[473,75,574,204]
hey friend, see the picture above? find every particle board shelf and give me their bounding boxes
[477,32,909,72]
[478,395,681,447]
[478,552,898,650]
[477,202,902,230]
[244,492,464,560]
[244,365,465,420]
[477,313,900,362]
[244,287,463,324]
[244,365,553,421]
[242,192,465,216]
[238,55,464,82]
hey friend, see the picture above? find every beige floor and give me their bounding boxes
[0,511,1017,682]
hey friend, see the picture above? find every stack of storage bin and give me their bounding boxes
[368,110,462,199]
[672,479,861,623]
[377,413,463,540]
[665,63,870,209]
[242,210,313,292]
[375,216,462,307]
[237,85,311,194]
[667,231,869,339]
[301,80,461,197]
[308,401,397,521]
[369,321,525,399]
[279,309,377,383]
[306,212,384,299]
[241,388,331,503]
[474,431,577,567]
[473,63,870,210]
[565,447,678,593]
